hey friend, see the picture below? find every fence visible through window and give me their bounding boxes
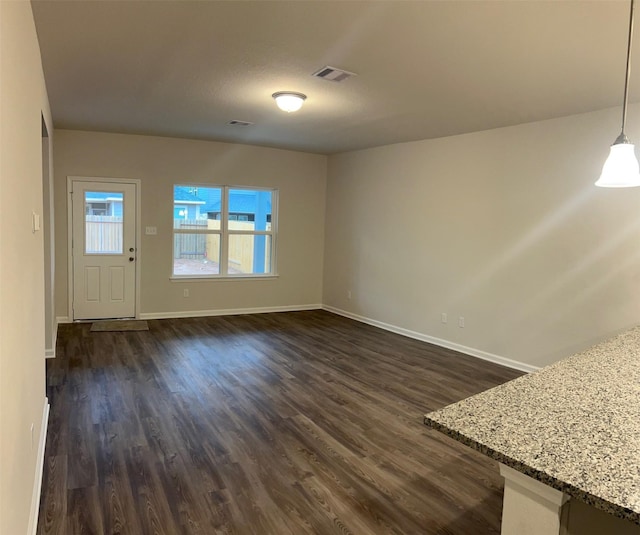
[85,215,123,254]
[173,219,271,275]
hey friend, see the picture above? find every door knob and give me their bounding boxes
[129,247,135,252]
[129,257,135,262]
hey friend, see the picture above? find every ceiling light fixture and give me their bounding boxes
[272,92,306,113]
[596,0,640,187]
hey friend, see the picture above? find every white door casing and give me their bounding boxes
[70,179,138,320]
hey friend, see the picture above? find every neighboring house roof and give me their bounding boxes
[85,192,123,202]
[207,192,272,214]
[174,186,205,204]
[173,187,271,214]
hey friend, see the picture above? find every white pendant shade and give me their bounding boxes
[595,143,640,187]
[272,92,306,113]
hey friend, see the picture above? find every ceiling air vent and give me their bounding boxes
[227,120,254,127]
[312,66,357,83]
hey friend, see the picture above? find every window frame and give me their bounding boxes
[171,184,278,280]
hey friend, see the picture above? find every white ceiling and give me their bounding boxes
[31,0,635,155]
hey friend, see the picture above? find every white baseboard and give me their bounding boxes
[46,317,61,358]
[139,303,323,321]
[322,305,538,373]
[58,303,536,371]
[28,397,50,535]
[55,316,70,324]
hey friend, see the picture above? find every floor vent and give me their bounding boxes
[227,120,254,127]
[312,66,357,82]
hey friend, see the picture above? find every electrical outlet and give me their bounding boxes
[458,316,465,328]
[183,289,189,298]
[441,313,447,324]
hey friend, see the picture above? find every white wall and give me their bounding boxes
[0,2,52,534]
[324,106,640,368]
[53,130,326,319]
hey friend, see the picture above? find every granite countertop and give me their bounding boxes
[423,326,640,525]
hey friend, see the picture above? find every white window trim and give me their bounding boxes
[172,184,278,279]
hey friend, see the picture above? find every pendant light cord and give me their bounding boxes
[621,0,636,140]
[595,0,640,187]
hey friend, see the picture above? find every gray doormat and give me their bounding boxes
[90,320,149,332]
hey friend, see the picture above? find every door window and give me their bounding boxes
[84,191,124,254]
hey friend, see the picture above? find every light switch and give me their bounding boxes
[32,212,40,233]
[145,226,157,235]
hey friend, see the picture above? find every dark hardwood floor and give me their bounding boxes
[38,310,522,534]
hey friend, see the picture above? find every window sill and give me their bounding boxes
[170,274,279,283]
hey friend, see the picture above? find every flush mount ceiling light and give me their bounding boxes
[272,92,306,113]
[596,0,640,187]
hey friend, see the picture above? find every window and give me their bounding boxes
[86,202,109,216]
[172,185,277,278]
[84,191,123,254]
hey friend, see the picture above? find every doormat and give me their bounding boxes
[90,320,149,332]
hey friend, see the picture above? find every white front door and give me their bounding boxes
[71,180,137,320]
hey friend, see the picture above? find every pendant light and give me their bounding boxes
[596,0,640,187]
[272,92,306,113]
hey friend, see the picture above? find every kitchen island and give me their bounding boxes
[424,327,640,535]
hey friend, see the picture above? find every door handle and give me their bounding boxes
[129,247,135,252]
[129,257,135,262]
